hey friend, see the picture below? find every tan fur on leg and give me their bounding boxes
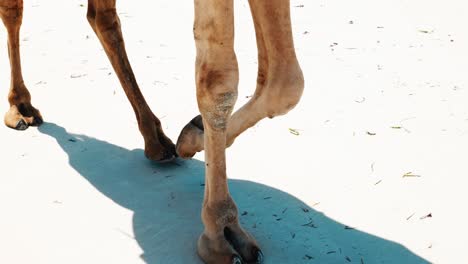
[177,0,304,159]
[193,0,264,263]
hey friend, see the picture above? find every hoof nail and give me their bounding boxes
[190,115,204,131]
[34,117,43,126]
[255,250,264,263]
[156,151,177,163]
[232,255,243,264]
[15,119,28,130]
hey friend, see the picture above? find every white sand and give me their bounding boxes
[1,0,467,263]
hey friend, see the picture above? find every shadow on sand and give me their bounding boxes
[38,123,429,264]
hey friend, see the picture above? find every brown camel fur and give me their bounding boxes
[1,0,176,161]
[1,0,303,263]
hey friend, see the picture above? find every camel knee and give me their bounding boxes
[265,63,304,118]
[0,1,23,31]
[196,52,239,131]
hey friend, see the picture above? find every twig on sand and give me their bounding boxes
[418,29,434,34]
[70,73,87,79]
[355,97,366,103]
[289,128,300,136]
[403,172,421,178]
[420,213,432,220]
[397,117,416,133]
[302,220,317,228]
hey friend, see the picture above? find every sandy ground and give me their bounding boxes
[1,0,467,263]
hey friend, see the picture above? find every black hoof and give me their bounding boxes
[190,115,204,131]
[160,155,177,163]
[151,152,176,163]
[32,116,43,126]
[15,119,28,130]
[151,146,177,163]
[232,255,243,264]
[254,250,264,264]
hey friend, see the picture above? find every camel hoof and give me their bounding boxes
[32,116,43,126]
[176,115,204,159]
[5,103,43,131]
[144,142,177,163]
[232,255,243,264]
[254,249,264,264]
[15,119,28,130]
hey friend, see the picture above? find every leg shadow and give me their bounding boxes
[38,123,429,264]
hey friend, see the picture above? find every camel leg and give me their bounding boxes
[87,0,175,161]
[193,1,263,263]
[176,0,304,159]
[0,0,43,130]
